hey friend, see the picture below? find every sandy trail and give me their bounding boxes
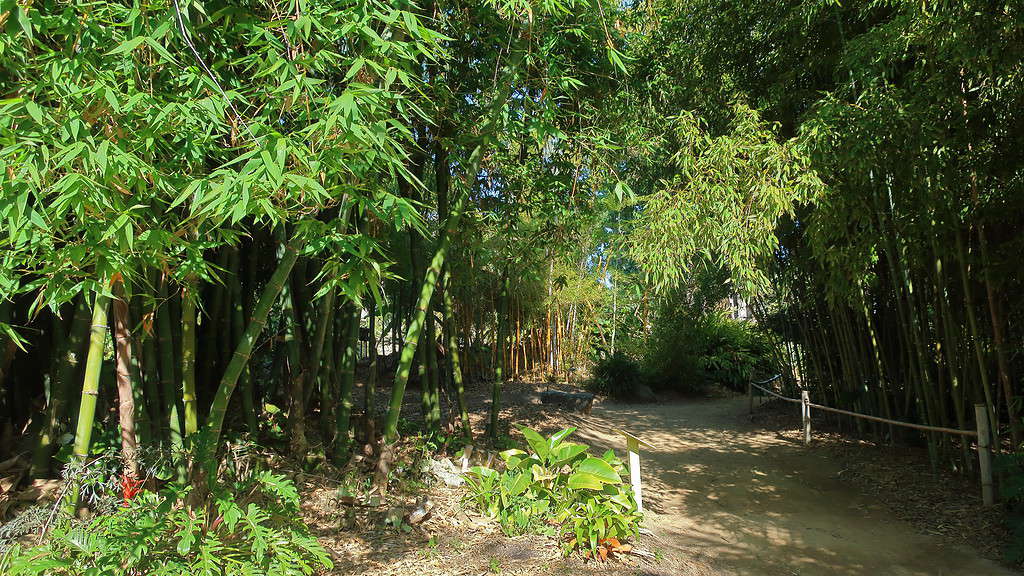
[567,396,1014,576]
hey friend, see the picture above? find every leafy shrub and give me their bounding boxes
[697,313,772,392]
[589,352,646,399]
[3,470,331,576]
[645,306,772,393]
[464,426,640,557]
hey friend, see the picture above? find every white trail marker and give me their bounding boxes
[616,429,654,514]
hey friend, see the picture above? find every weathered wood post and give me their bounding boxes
[617,430,654,514]
[801,389,811,445]
[975,403,994,506]
[748,380,753,414]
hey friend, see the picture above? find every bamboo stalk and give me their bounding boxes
[157,276,185,480]
[181,278,198,438]
[32,300,89,478]
[68,290,110,509]
[334,303,360,463]
[978,225,1019,447]
[443,273,472,441]
[31,311,67,478]
[230,248,259,436]
[196,234,305,490]
[382,49,523,441]
[281,261,308,459]
[383,189,468,442]
[307,285,336,423]
[133,290,158,445]
[956,228,996,444]
[489,272,509,439]
[322,310,339,441]
[426,311,442,429]
[365,299,378,443]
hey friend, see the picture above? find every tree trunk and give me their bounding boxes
[112,281,139,479]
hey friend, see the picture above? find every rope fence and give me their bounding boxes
[747,375,994,507]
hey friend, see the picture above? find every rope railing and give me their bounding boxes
[805,402,977,437]
[746,375,994,507]
[749,376,800,405]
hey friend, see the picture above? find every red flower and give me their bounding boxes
[121,473,144,504]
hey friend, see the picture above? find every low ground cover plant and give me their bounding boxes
[1,455,331,576]
[464,426,641,558]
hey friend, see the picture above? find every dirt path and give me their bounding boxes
[567,396,1015,576]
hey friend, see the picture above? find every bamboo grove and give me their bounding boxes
[0,0,629,499]
[4,0,1024,509]
[618,0,1024,468]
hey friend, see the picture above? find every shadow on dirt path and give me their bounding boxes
[565,395,1015,576]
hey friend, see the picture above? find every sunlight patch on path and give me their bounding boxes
[563,396,1016,576]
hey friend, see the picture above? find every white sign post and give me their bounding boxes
[616,430,654,514]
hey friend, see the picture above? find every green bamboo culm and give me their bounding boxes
[322,313,340,440]
[67,290,111,510]
[426,313,442,429]
[181,278,199,438]
[32,300,88,478]
[229,249,259,437]
[281,266,308,458]
[141,327,162,441]
[133,294,158,445]
[383,192,465,442]
[418,326,436,432]
[442,273,472,441]
[490,273,508,439]
[197,235,306,489]
[364,299,378,442]
[157,277,186,481]
[382,49,523,442]
[307,286,336,422]
[111,282,139,479]
[31,313,66,478]
[334,303,360,463]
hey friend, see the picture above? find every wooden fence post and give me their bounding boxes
[801,390,811,445]
[748,380,753,414]
[975,403,994,506]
